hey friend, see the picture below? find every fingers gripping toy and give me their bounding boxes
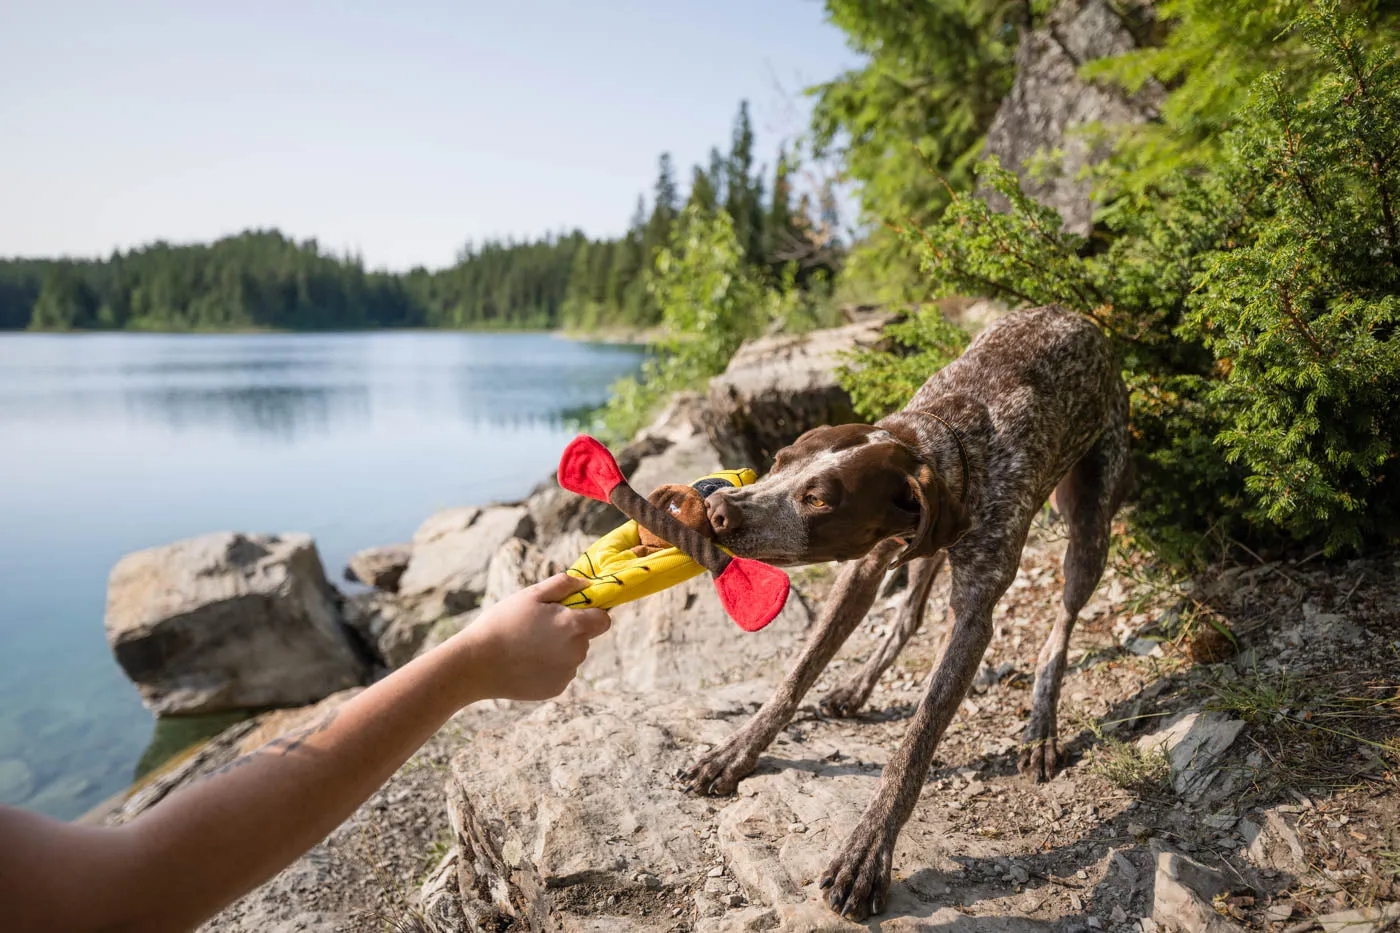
[555,435,790,632]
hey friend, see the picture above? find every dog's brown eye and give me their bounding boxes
[803,494,827,509]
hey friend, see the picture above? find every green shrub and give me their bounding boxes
[838,2,1400,562]
[594,206,781,443]
[837,306,970,422]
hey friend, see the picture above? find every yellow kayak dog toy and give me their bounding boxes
[556,435,790,631]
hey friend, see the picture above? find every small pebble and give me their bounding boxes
[1111,904,1129,923]
[707,865,725,877]
[788,822,806,834]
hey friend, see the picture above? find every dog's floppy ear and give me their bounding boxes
[890,464,970,567]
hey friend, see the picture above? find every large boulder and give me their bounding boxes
[397,505,533,612]
[105,533,368,717]
[982,0,1162,235]
[342,543,411,592]
[701,316,892,469]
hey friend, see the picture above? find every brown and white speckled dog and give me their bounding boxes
[685,305,1131,920]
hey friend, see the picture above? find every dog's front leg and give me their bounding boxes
[821,552,945,717]
[820,566,1001,920]
[683,539,899,796]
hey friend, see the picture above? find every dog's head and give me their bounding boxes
[705,423,969,566]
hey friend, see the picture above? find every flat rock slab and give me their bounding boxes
[447,689,1031,932]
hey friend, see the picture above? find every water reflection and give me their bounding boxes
[122,385,371,440]
[0,331,642,819]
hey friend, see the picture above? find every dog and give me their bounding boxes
[684,305,1131,920]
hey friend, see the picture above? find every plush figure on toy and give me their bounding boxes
[555,435,790,632]
[634,483,716,556]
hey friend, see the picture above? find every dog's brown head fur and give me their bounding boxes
[705,423,969,566]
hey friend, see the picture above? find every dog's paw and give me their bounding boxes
[1018,720,1059,783]
[681,737,759,797]
[819,678,873,718]
[819,821,894,921]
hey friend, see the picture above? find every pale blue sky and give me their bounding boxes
[0,1,862,271]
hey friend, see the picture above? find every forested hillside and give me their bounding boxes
[2,105,839,333]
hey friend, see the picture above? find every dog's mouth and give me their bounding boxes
[709,528,805,567]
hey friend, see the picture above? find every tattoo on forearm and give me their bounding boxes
[199,708,343,783]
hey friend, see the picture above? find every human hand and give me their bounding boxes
[452,573,611,703]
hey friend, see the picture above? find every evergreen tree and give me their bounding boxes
[30,263,97,330]
[687,164,717,214]
[724,102,765,266]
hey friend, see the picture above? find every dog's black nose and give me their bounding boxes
[706,493,744,535]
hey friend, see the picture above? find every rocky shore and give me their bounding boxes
[87,309,1400,933]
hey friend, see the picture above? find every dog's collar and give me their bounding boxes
[904,410,971,504]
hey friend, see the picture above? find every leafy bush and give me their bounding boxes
[594,206,782,443]
[838,306,970,422]
[838,3,1400,562]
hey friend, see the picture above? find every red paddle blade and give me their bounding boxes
[557,435,625,502]
[714,557,790,632]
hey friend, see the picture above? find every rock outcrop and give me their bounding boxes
[982,0,1162,235]
[702,315,892,469]
[104,533,368,716]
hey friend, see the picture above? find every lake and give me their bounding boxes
[0,331,642,819]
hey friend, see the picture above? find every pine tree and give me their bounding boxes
[764,145,797,270]
[687,164,717,213]
[724,102,765,266]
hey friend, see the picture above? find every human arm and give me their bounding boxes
[0,573,609,933]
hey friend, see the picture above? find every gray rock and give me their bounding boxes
[1150,848,1244,933]
[1243,808,1308,874]
[341,590,438,669]
[398,505,533,612]
[701,316,892,469]
[482,537,560,608]
[1136,711,1244,800]
[982,0,1162,236]
[1316,904,1400,933]
[577,574,812,694]
[342,542,411,592]
[441,688,1033,932]
[104,532,367,716]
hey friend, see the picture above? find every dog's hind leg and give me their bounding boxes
[1019,411,1130,782]
[683,538,899,796]
[819,552,945,718]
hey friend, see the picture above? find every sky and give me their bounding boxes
[0,1,863,272]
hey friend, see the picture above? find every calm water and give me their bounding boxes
[0,331,642,819]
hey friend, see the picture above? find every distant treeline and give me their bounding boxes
[1,104,839,333]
